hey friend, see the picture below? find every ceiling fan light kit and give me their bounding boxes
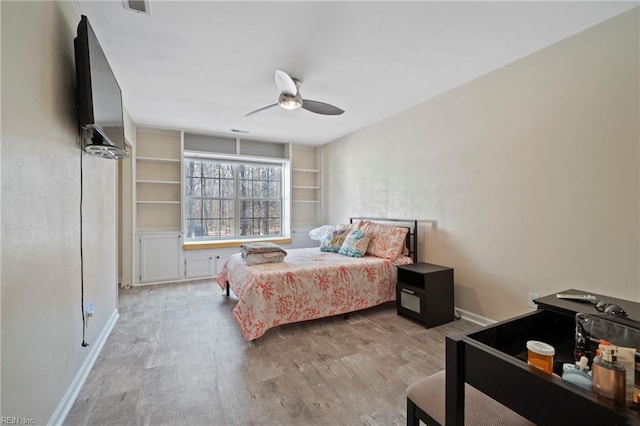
[246,70,344,117]
[278,93,302,110]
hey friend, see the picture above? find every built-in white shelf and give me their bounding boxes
[291,147,322,228]
[137,180,181,184]
[136,201,181,204]
[136,228,182,234]
[292,168,320,173]
[137,156,181,163]
[292,185,321,189]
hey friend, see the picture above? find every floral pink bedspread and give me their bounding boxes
[216,247,413,340]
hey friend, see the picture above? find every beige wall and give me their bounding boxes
[324,8,640,321]
[0,0,3,414]
[1,1,118,422]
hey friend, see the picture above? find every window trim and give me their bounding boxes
[183,151,291,243]
[183,237,293,251]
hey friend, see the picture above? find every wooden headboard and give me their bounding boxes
[349,217,419,263]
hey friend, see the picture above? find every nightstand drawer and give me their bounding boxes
[399,284,425,316]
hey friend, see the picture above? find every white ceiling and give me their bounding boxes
[76,1,638,146]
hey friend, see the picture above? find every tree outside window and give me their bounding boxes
[184,157,284,241]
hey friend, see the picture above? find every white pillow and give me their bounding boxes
[308,225,336,242]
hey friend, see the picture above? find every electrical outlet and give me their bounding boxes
[172,191,179,200]
[528,292,540,308]
[85,303,94,327]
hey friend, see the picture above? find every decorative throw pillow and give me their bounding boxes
[338,229,372,258]
[336,223,353,232]
[320,229,349,253]
[360,222,408,260]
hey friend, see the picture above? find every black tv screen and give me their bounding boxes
[74,15,128,159]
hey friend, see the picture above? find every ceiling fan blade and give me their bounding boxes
[301,100,344,116]
[275,70,297,96]
[245,103,278,117]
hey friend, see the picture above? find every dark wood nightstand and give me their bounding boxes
[396,262,454,328]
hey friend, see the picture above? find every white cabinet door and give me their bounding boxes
[185,255,214,278]
[292,226,319,248]
[139,233,181,283]
[214,248,238,276]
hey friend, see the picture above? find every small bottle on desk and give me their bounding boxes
[592,345,626,407]
[562,356,593,391]
[526,340,555,374]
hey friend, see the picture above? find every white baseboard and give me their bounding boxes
[455,307,496,327]
[133,276,213,287]
[48,309,119,426]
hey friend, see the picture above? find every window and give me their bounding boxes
[184,155,288,241]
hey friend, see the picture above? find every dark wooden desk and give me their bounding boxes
[445,290,640,426]
[534,288,640,321]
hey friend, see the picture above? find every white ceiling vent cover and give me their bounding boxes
[123,0,150,15]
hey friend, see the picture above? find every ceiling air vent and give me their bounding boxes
[123,0,150,15]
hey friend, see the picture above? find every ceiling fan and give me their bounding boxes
[246,70,345,117]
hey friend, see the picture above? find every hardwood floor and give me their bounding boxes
[64,280,477,425]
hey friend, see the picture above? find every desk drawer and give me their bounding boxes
[468,309,576,374]
[450,309,638,424]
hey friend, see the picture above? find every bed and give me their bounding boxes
[216,218,418,340]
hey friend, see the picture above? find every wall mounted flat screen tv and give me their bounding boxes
[74,15,129,159]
